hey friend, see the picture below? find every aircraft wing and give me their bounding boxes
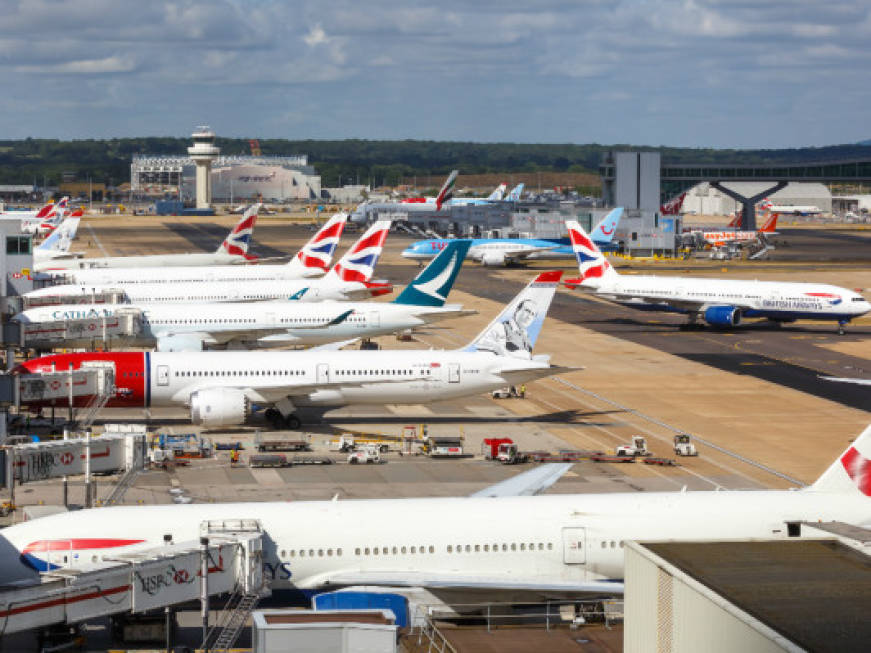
[413,306,478,322]
[819,376,871,386]
[497,364,582,385]
[600,292,757,314]
[502,246,558,262]
[470,463,572,498]
[311,570,623,595]
[339,283,393,301]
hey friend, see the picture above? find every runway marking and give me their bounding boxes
[87,224,109,257]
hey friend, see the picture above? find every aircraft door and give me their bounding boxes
[316,363,329,384]
[448,363,460,383]
[562,527,586,564]
[265,312,276,326]
[157,364,170,386]
[368,311,380,327]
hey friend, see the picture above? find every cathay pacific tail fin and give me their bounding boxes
[392,240,471,306]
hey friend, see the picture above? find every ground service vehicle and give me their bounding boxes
[616,436,650,457]
[673,434,698,456]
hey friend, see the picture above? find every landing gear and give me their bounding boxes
[284,414,301,430]
[681,314,702,330]
[838,320,848,336]
[264,408,301,430]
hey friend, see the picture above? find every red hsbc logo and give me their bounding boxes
[59,452,74,465]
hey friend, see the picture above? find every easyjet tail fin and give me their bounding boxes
[759,212,779,233]
[807,423,871,496]
[216,203,259,258]
[464,270,562,358]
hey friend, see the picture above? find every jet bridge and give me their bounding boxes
[0,526,264,637]
[21,307,143,349]
[18,289,128,311]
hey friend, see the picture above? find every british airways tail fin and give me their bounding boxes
[808,423,871,496]
[464,270,562,358]
[392,240,471,306]
[36,196,69,220]
[285,212,347,276]
[564,220,618,289]
[325,219,391,283]
[435,170,459,211]
[506,183,525,202]
[487,183,507,201]
[589,208,623,244]
[216,203,259,258]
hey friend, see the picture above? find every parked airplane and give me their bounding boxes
[33,204,264,273]
[758,198,822,216]
[660,191,687,216]
[32,217,81,263]
[24,220,393,305]
[17,270,569,428]
[505,183,524,202]
[401,208,624,266]
[0,197,68,222]
[36,210,344,283]
[697,212,780,248]
[401,171,506,210]
[564,221,870,333]
[1,422,868,596]
[2,197,72,236]
[17,241,474,352]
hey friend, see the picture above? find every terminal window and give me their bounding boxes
[6,236,31,255]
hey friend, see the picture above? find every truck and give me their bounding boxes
[483,438,514,460]
[616,436,651,457]
[673,434,698,456]
[248,454,289,468]
[254,431,311,453]
[423,437,464,458]
[348,444,383,464]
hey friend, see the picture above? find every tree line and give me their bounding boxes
[0,137,869,188]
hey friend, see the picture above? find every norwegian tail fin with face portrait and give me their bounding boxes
[463,270,562,358]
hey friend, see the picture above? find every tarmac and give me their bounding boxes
[4,212,870,651]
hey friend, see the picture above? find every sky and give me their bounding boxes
[1,0,870,148]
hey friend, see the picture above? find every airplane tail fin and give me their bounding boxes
[36,217,79,253]
[727,214,740,228]
[660,191,686,216]
[759,212,779,233]
[286,212,347,275]
[807,423,871,496]
[216,203,259,258]
[435,170,459,211]
[589,207,623,244]
[463,270,562,358]
[487,183,507,201]
[325,219,391,283]
[392,240,471,306]
[564,220,618,289]
[506,183,525,202]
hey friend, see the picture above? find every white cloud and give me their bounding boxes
[304,25,329,47]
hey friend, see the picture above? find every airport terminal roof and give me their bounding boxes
[642,539,871,653]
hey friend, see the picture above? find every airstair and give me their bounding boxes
[203,583,264,652]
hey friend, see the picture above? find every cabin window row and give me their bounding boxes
[335,369,430,376]
[174,370,305,377]
[447,542,553,553]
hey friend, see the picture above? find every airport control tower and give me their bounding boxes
[187,126,220,209]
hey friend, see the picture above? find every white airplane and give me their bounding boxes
[24,220,393,305]
[564,220,871,334]
[36,209,344,283]
[16,240,475,352]
[32,217,82,263]
[758,198,822,216]
[32,204,263,273]
[0,422,868,596]
[401,171,506,210]
[18,270,570,428]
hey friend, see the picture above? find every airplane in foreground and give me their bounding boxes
[33,204,264,273]
[0,418,868,597]
[564,220,870,333]
[401,208,624,266]
[32,217,82,263]
[25,220,392,305]
[16,241,475,352]
[18,270,570,429]
[37,210,344,283]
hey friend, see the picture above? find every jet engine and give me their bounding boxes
[190,388,249,426]
[703,305,741,327]
[480,251,507,267]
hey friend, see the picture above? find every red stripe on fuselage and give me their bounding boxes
[16,352,147,408]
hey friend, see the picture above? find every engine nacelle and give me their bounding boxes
[481,251,507,267]
[156,334,206,352]
[703,305,741,327]
[190,388,250,426]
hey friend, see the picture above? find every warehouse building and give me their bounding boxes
[682,182,832,216]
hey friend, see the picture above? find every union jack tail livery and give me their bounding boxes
[435,170,459,211]
[286,212,347,276]
[36,196,69,220]
[326,219,391,283]
[564,220,617,289]
[216,203,260,259]
[809,424,871,497]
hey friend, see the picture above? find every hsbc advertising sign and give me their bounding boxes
[12,434,142,484]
